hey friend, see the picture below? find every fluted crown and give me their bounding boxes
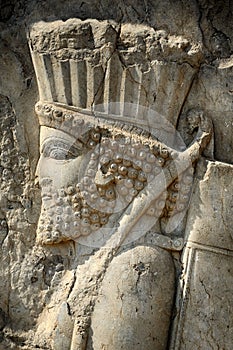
[29,19,202,127]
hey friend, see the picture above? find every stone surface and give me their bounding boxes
[89,246,175,350]
[173,247,233,350]
[169,160,233,349]
[183,65,233,164]
[26,18,212,349]
[185,159,233,250]
[0,1,232,349]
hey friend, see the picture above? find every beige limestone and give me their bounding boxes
[89,246,175,350]
[0,1,232,349]
[185,160,233,250]
[25,18,213,350]
[170,160,233,349]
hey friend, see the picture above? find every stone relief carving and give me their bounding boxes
[0,0,232,347]
[14,20,218,350]
[34,102,211,248]
[29,19,212,246]
[26,19,214,349]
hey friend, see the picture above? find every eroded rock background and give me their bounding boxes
[0,1,232,349]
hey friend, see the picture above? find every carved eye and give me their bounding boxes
[47,148,68,160]
[42,140,82,160]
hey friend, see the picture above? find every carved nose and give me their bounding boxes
[35,156,44,187]
[35,156,42,177]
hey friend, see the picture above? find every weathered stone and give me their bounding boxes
[170,160,233,349]
[184,65,233,164]
[185,159,233,250]
[0,1,232,349]
[25,18,213,350]
[89,246,175,350]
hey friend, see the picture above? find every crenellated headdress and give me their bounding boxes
[28,19,202,145]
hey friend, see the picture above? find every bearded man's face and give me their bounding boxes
[36,124,168,246]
